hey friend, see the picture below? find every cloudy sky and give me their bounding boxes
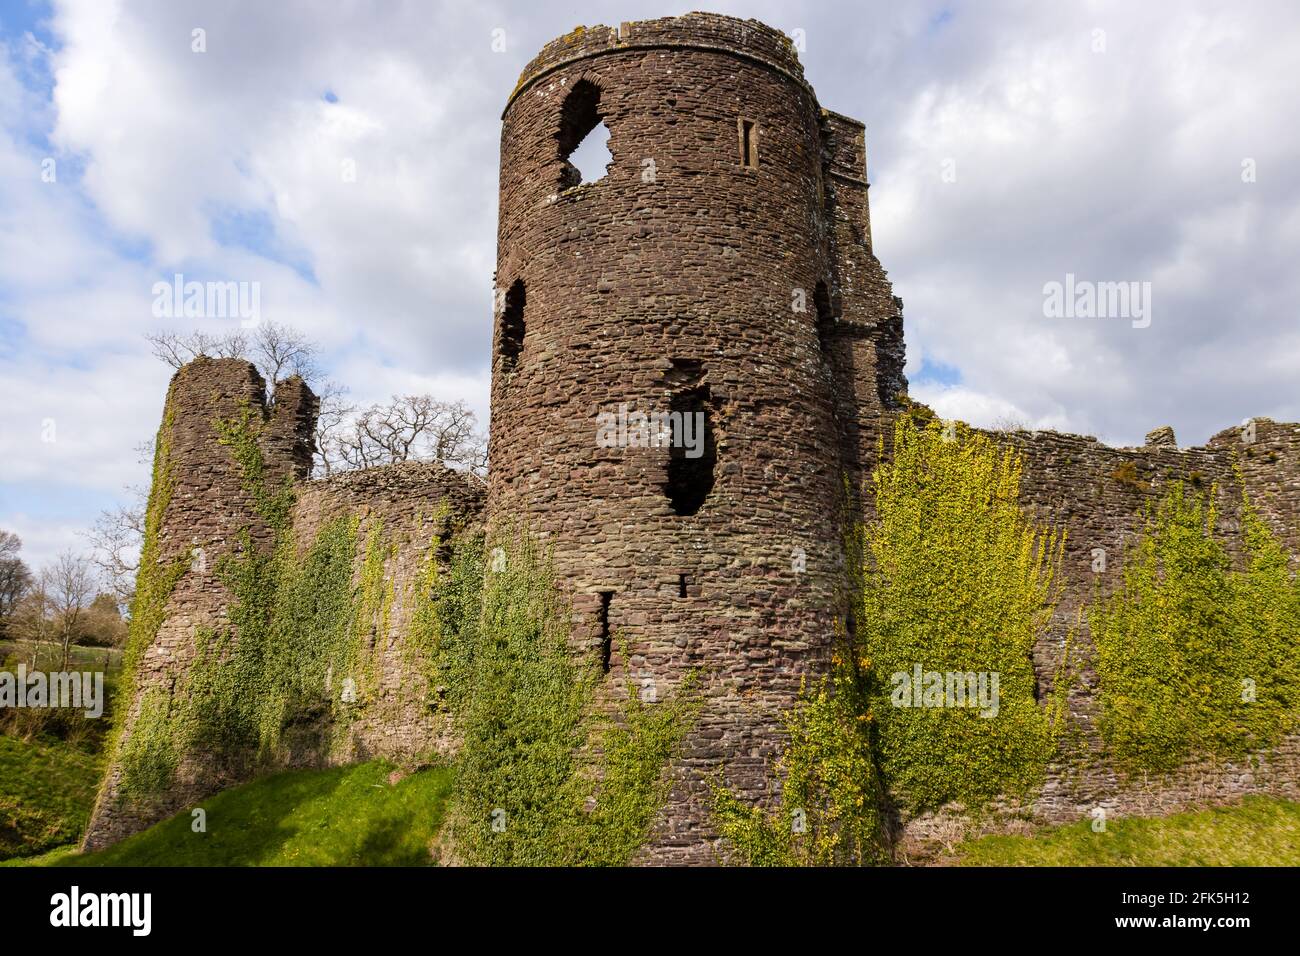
[1,0,1297,572]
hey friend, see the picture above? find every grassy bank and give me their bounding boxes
[6,760,454,867]
[955,796,1300,866]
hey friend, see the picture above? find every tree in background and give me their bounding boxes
[0,530,32,638]
[43,552,95,670]
[85,484,147,613]
[9,551,119,667]
[79,593,129,649]
[318,395,487,476]
[145,321,321,392]
[141,322,485,477]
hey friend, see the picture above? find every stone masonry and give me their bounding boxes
[85,14,1300,862]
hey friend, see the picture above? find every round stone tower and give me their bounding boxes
[488,13,898,862]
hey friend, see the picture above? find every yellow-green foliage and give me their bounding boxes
[1092,483,1300,773]
[106,396,187,802]
[346,521,394,698]
[861,416,1067,811]
[114,409,402,796]
[409,513,483,715]
[714,662,886,866]
[446,529,698,866]
[715,416,1070,864]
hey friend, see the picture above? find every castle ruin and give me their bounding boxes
[84,14,1300,862]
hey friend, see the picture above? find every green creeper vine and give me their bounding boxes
[444,528,700,866]
[1092,482,1300,773]
[860,416,1070,812]
[715,415,1073,864]
[714,663,887,866]
[107,394,188,803]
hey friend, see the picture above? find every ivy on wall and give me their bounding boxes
[714,662,887,866]
[442,529,699,866]
[113,407,397,798]
[861,416,1070,812]
[1093,482,1300,773]
[716,415,1073,864]
[108,394,187,803]
[111,404,693,864]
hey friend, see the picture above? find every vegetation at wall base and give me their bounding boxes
[442,528,699,866]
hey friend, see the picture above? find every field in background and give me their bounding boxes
[0,641,121,860]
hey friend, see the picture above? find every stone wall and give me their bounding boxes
[84,359,485,851]
[897,417,1300,859]
[285,462,485,767]
[84,358,318,849]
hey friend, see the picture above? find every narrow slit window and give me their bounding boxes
[814,280,834,354]
[678,574,688,598]
[738,118,758,169]
[598,591,614,673]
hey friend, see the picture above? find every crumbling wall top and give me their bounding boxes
[507,13,810,115]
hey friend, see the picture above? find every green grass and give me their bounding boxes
[1,641,123,673]
[0,735,104,860]
[4,760,454,867]
[955,796,1300,866]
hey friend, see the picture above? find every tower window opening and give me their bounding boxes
[678,574,688,598]
[665,383,716,516]
[814,280,834,354]
[498,279,526,372]
[597,591,614,673]
[558,80,610,188]
[738,118,759,168]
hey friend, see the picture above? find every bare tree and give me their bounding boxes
[10,583,53,667]
[43,552,97,670]
[145,321,320,393]
[85,485,147,611]
[145,328,248,368]
[321,395,487,475]
[0,530,33,635]
[313,381,353,478]
[145,321,347,473]
[250,321,320,387]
